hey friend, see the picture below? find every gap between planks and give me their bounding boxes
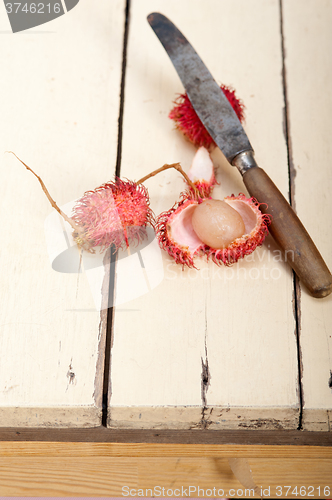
[279,0,303,431]
[102,0,132,427]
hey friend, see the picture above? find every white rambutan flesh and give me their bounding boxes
[188,146,217,197]
[192,199,246,249]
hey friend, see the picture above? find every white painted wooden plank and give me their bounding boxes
[0,1,125,426]
[109,0,299,430]
[283,0,332,431]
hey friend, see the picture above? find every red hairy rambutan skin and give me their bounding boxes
[71,178,154,251]
[169,84,245,150]
[190,178,218,199]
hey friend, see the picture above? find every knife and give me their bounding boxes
[147,12,332,299]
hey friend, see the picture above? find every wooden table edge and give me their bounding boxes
[0,427,331,457]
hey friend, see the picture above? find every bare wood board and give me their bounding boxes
[1,0,331,436]
[0,440,331,497]
[283,0,332,431]
[0,1,125,426]
[108,0,300,430]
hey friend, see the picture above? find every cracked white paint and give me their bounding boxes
[0,0,125,427]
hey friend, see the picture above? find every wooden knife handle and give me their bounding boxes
[242,166,332,298]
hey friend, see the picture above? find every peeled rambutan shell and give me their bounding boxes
[157,197,203,267]
[169,84,245,150]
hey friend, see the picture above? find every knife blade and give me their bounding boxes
[148,12,332,298]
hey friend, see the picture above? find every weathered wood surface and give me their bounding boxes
[0,1,125,426]
[109,0,300,430]
[0,0,331,433]
[283,0,332,431]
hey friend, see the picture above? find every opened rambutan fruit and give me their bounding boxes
[71,179,154,251]
[169,84,245,150]
[156,146,268,267]
[157,193,269,267]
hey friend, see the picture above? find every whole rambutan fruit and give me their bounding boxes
[169,84,245,150]
[71,179,154,252]
[9,152,156,254]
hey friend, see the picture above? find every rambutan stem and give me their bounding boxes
[7,151,81,233]
[137,162,199,195]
